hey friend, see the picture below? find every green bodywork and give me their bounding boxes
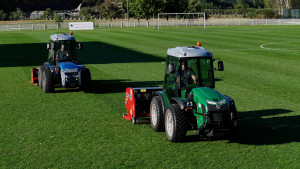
[190,87,226,128]
[160,54,228,129]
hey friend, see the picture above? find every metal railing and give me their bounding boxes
[0,18,300,31]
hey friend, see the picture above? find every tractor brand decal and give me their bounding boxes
[65,68,78,72]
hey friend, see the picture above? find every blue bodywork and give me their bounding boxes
[45,61,86,87]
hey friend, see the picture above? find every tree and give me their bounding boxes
[54,14,63,22]
[82,0,101,7]
[43,8,53,20]
[130,0,164,20]
[163,0,188,13]
[234,0,248,16]
[247,8,258,18]
[290,0,300,8]
[0,10,6,21]
[100,0,123,20]
[79,7,93,20]
[9,9,24,20]
[188,0,202,13]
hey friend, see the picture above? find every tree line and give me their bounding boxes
[0,0,300,21]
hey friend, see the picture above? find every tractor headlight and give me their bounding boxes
[218,99,226,105]
[184,101,193,109]
[206,100,217,105]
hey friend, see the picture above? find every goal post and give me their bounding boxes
[157,12,206,30]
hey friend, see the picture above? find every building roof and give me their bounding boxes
[167,46,213,58]
[18,2,73,12]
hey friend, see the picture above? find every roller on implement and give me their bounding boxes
[124,42,239,142]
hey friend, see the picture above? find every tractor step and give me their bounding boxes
[31,68,39,85]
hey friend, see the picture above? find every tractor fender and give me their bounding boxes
[44,62,51,69]
[170,97,193,110]
[224,95,238,121]
[224,95,237,112]
[154,91,169,113]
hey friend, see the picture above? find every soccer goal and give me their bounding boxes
[157,12,206,30]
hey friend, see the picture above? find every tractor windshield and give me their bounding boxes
[176,58,214,89]
[55,40,77,61]
[164,56,215,98]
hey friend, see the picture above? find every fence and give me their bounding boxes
[1,18,300,31]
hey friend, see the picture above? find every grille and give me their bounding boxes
[207,111,229,128]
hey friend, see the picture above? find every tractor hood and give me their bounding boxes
[191,87,226,105]
[59,62,79,73]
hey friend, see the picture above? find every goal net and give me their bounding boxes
[157,13,206,30]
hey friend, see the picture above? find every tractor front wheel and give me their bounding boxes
[150,96,164,132]
[165,104,187,142]
[42,68,54,93]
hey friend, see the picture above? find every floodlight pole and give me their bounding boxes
[127,0,129,27]
[157,13,161,30]
[204,12,206,30]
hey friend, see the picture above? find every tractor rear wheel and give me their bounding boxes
[165,104,187,142]
[38,65,44,89]
[80,68,91,93]
[150,96,164,132]
[42,68,54,93]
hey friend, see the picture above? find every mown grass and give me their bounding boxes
[0,25,299,168]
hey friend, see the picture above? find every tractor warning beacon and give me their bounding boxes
[124,42,238,142]
[31,32,91,93]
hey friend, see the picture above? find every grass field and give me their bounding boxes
[0,25,299,168]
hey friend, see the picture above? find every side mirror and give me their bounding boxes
[78,42,83,49]
[218,61,224,71]
[47,43,50,50]
[168,64,175,74]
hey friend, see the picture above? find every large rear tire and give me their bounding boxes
[80,68,91,93]
[38,65,44,89]
[42,68,54,93]
[150,96,164,132]
[165,104,187,142]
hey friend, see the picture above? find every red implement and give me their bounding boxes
[123,87,163,124]
[31,68,39,85]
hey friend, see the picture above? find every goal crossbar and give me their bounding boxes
[158,12,206,30]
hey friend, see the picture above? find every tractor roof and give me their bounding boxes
[167,46,213,58]
[50,34,76,42]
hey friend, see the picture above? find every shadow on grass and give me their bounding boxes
[0,41,165,67]
[184,109,299,145]
[235,109,299,145]
[89,79,163,94]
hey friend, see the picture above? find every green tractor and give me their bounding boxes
[125,42,238,142]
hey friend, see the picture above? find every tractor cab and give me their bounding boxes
[47,33,82,65]
[164,44,223,99]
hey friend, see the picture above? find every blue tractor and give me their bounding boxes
[33,32,91,93]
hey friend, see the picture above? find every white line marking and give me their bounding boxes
[260,41,300,51]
